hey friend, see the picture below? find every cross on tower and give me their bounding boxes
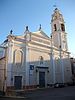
[53,4,58,10]
[53,5,57,8]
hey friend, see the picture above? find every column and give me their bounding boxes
[25,44,29,86]
[50,35,55,84]
[7,42,13,86]
[59,32,64,83]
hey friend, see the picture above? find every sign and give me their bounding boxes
[30,65,34,70]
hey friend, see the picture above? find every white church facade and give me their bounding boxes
[0,8,72,92]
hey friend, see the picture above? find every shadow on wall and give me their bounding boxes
[0,57,73,93]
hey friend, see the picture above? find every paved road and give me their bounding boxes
[0,86,75,100]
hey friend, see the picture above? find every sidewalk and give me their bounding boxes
[0,87,51,98]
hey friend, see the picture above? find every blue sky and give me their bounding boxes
[0,0,75,56]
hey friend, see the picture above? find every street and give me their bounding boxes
[0,86,75,100]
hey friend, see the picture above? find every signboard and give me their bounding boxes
[30,65,34,70]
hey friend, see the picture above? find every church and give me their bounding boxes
[0,8,72,92]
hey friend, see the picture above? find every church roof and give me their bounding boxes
[32,30,49,39]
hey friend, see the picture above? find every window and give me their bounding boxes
[54,24,57,31]
[61,24,65,31]
[13,50,23,67]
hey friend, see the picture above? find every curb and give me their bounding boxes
[0,96,27,99]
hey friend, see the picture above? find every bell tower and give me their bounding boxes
[51,8,68,51]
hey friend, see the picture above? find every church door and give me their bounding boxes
[14,76,22,90]
[39,72,45,87]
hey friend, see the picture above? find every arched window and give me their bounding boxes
[61,24,65,31]
[54,24,57,31]
[39,56,44,64]
[13,50,23,67]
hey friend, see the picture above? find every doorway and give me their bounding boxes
[14,76,22,90]
[39,72,45,88]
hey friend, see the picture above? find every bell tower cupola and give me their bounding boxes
[51,8,68,51]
